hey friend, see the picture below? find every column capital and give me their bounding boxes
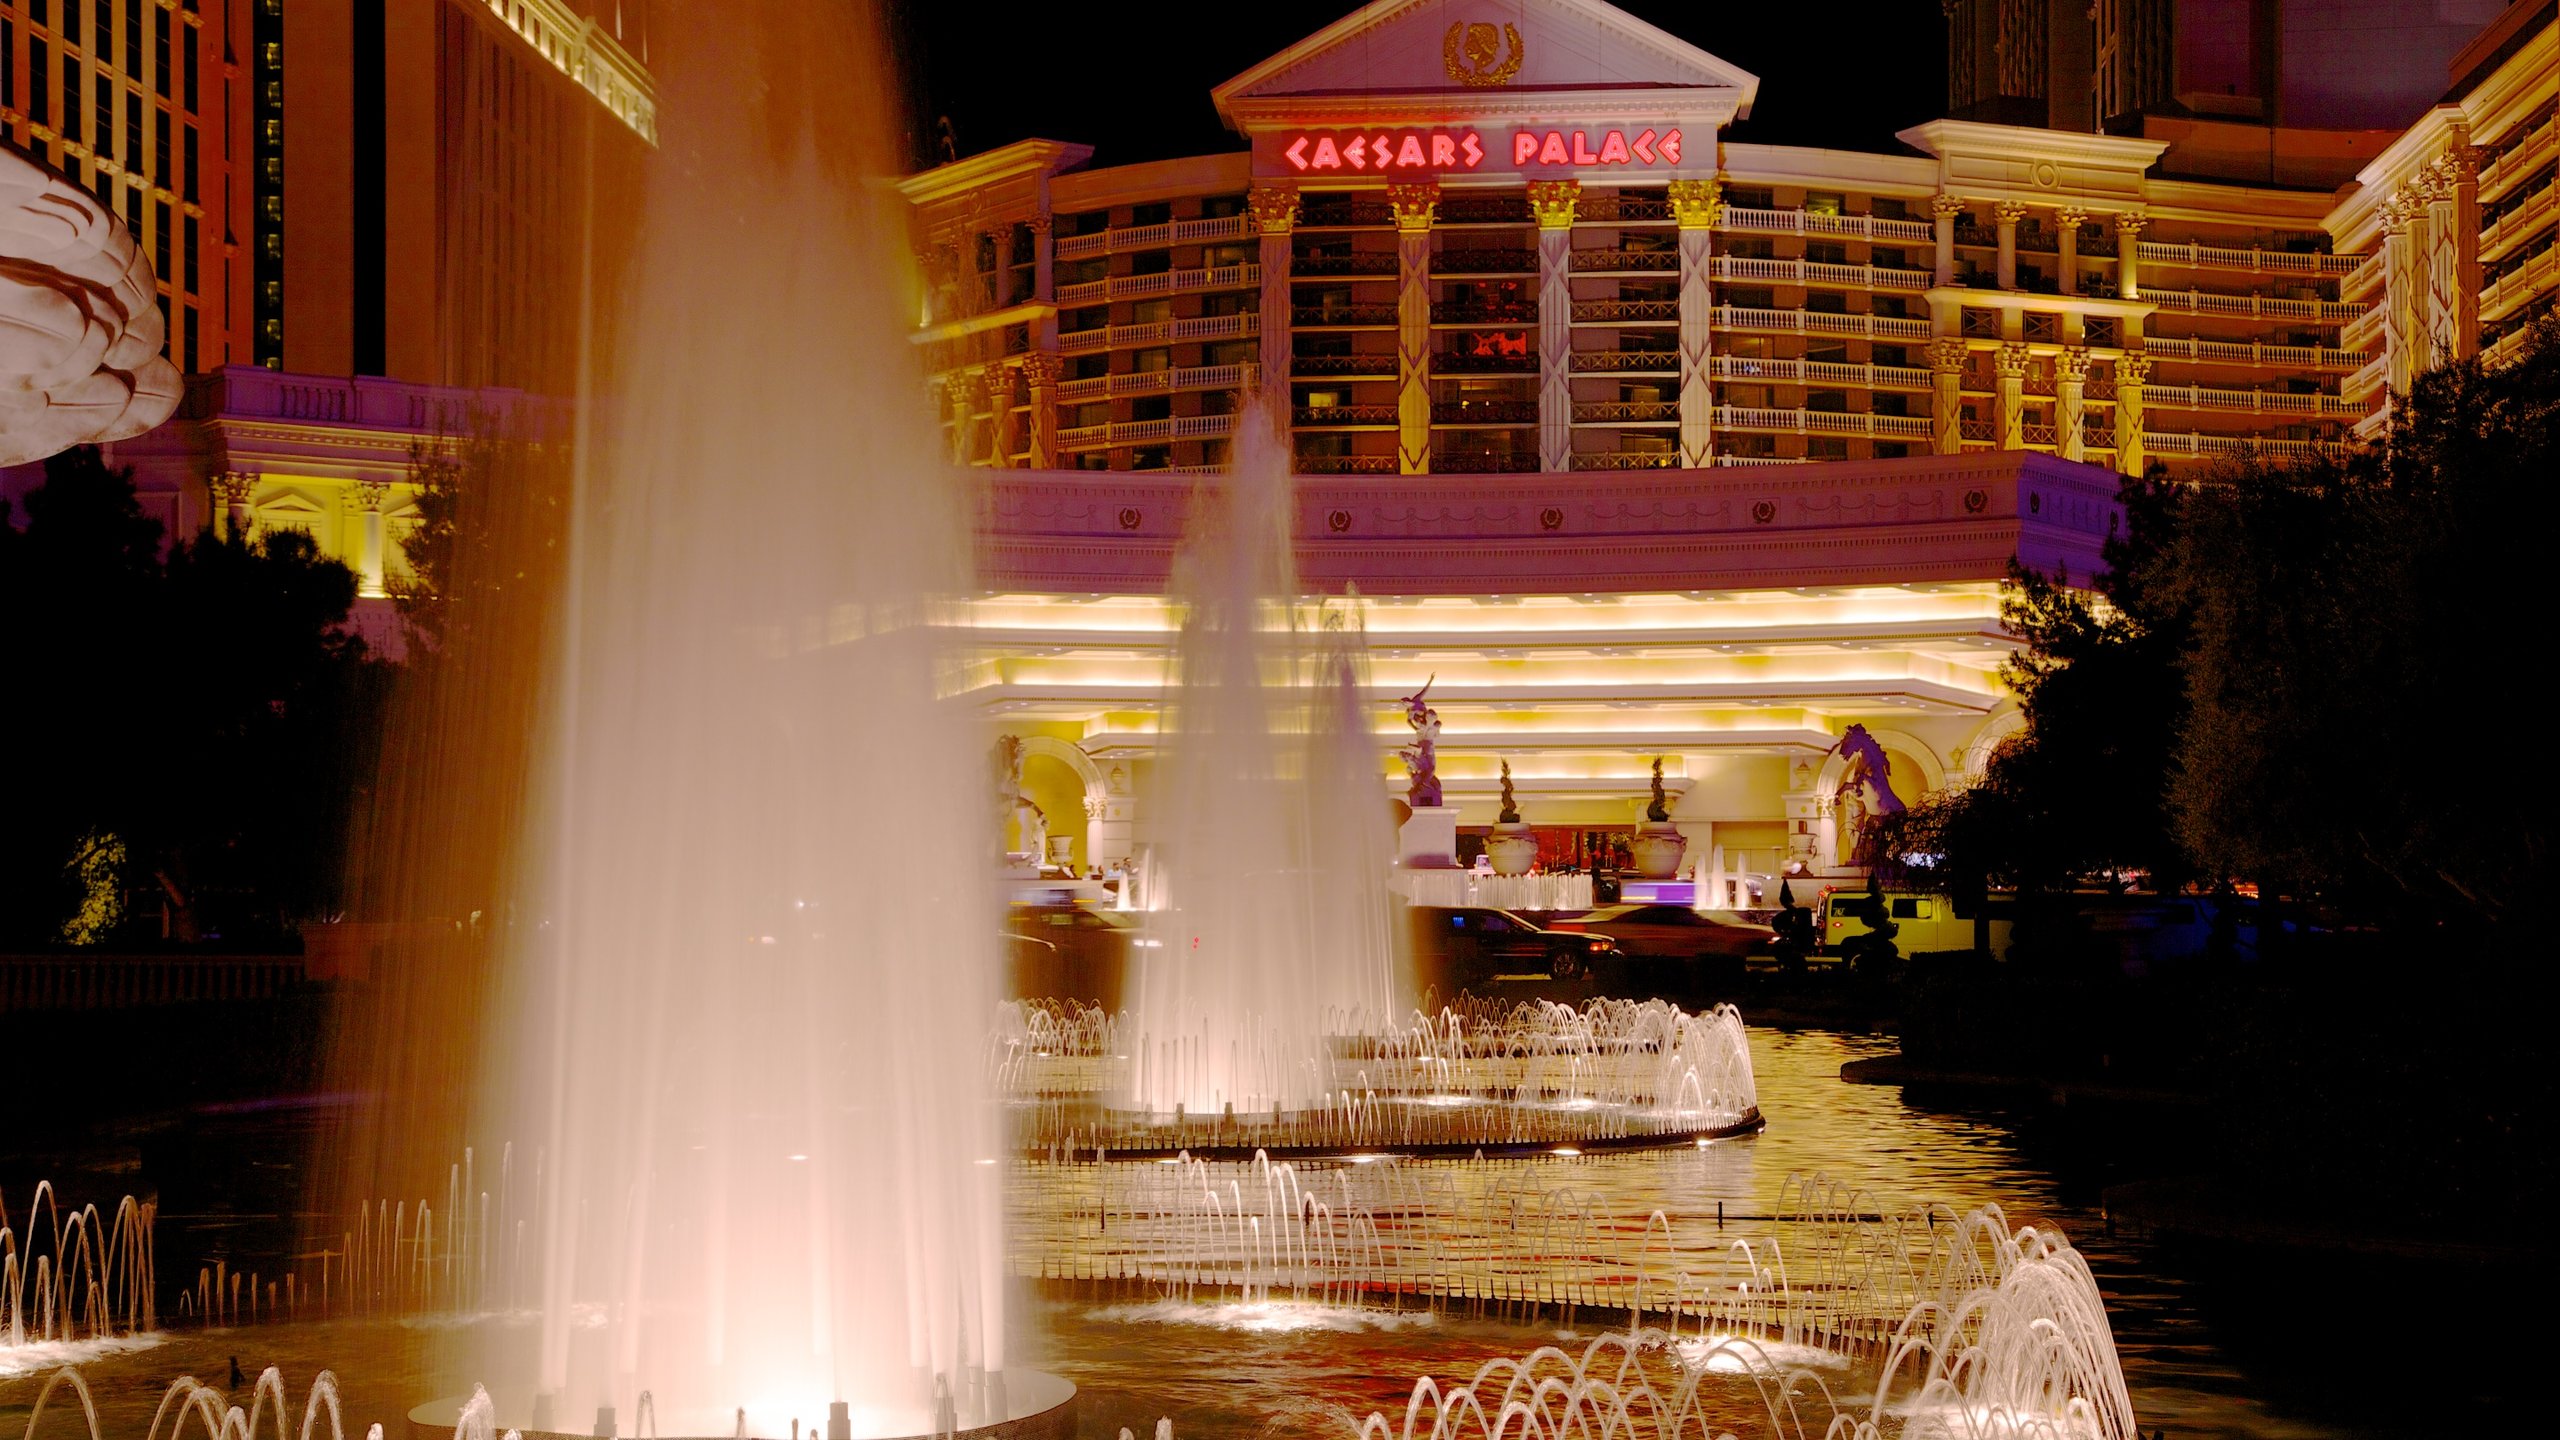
[1666,178,1721,230]
[1526,179,1581,230]
[2056,346,2091,381]
[211,470,258,504]
[2112,210,2148,237]
[1024,212,1053,236]
[1246,185,1300,234]
[1019,350,1061,388]
[1994,340,2032,377]
[2055,206,2087,229]
[1993,201,2030,227]
[347,479,391,513]
[1930,192,1968,220]
[1926,337,1971,373]
[1386,183,1440,232]
[2116,354,2151,386]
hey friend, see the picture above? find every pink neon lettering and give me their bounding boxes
[1660,128,1682,164]
[1431,133,1458,166]
[1311,136,1340,169]
[1513,131,1540,165]
[1459,131,1485,167]
[1570,130,1599,164]
[1398,134,1428,168]
[1598,130,1631,165]
[1538,131,1570,166]
[1373,133,1392,167]
[1344,134,1367,168]
[1285,136,1311,170]
[1631,129,1657,163]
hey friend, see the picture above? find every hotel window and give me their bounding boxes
[152,198,167,276]
[1202,194,1245,219]
[1804,193,1844,218]
[31,38,50,125]
[183,122,195,201]
[120,0,134,72]
[183,212,196,293]
[94,1,108,54]
[181,20,194,112]
[29,0,47,26]
[153,105,166,185]
[126,90,140,172]
[60,52,79,141]
[93,70,109,150]
[1132,298,1171,324]
[152,7,168,97]
[63,0,78,44]
[3,22,13,111]
[1130,202,1172,227]
[182,305,195,372]
[1133,348,1172,373]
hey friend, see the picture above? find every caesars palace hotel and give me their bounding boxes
[96,0,2560,884]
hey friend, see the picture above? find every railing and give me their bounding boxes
[1296,404,1401,426]
[1573,298,1680,323]
[1055,262,1261,306]
[1292,303,1401,326]
[1435,400,1540,424]
[1434,249,1539,274]
[1709,454,1809,467]
[1711,357,1933,390]
[1433,352,1539,373]
[2480,245,2557,322]
[1440,196,1532,225]
[2141,336,2371,371]
[1570,450,1680,470]
[181,367,562,436]
[1291,353,1399,377]
[1058,310,1259,356]
[2142,383,2359,417]
[1714,305,1933,340]
[1436,305,1540,325]
[1294,252,1400,276]
[2339,250,2386,302]
[1057,363,1255,404]
[2142,430,2357,461]
[1572,400,1679,424]
[2343,353,2389,402]
[1715,406,1933,439]
[1,954,310,1013]
[2145,288,2361,322]
[1570,350,1679,372]
[2023,423,2058,446]
[1052,213,1255,262]
[1709,256,1931,291]
[2479,182,2557,263]
[2134,239,2357,276]
[1059,412,1240,449]
[1300,200,1393,227]
[1571,249,1679,272]
[1960,419,1995,442]
[1578,194,1669,223]
[1715,206,1935,243]
[1434,452,1542,473]
[1295,455,1400,474]
[2479,111,2556,199]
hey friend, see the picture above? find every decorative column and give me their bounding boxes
[1994,341,2029,448]
[212,471,257,541]
[1028,212,1055,303]
[351,480,389,596]
[1927,338,1968,455]
[1994,202,2026,290]
[945,372,982,466]
[1247,185,1299,420]
[1021,351,1061,469]
[2056,347,2089,461]
[1931,194,1963,287]
[1388,183,1439,475]
[2055,208,2083,295]
[2424,151,2480,363]
[1669,178,1721,468]
[2115,212,2147,301]
[1528,179,1579,473]
[2113,354,2149,476]
[986,363,1020,467]
[2381,194,2419,393]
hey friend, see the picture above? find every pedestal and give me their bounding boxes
[1399,805,1461,869]
[1486,822,1539,876]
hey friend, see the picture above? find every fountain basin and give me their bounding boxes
[1041,1103,1765,1161]
[408,1372,1074,1440]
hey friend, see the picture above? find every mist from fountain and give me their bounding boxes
[447,6,1006,1435]
[1122,419,1406,1118]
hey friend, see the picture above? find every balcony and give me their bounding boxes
[1571,248,1679,273]
[2479,182,2556,264]
[1434,452,1541,473]
[1578,194,1669,223]
[1058,310,1259,356]
[2479,111,2557,200]
[2342,353,2388,404]
[1570,349,1679,374]
[2143,431,2357,461]
[1433,351,1538,374]
[1714,305,1933,341]
[2479,244,2557,323]
[1434,400,1539,425]
[1293,252,1400,277]
[1052,213,1255,262]
[2145,289,2361,323]
[1292,303,1401,328]
[1440,195,1532,225]
[1300,199,1392,227]
[1716,406,1933,440]
[1295,455,1399,475]
[1710,256,1931,291]
[1715,206,1935,244]
[1057,363,1257,404]
[2341,250,2386,301]
[1291,354,1398,378]
[1709,454,1808,468]
[1055,262,1261,307]
[1572,400,1679,424]
[2134,239,2358,277]
[1294,404,1400,427]
[1570,450,1680,470]
[1434,249,1538,275]
[2141,336,2370,371]
[1435,303,1540,326]
[1710,357,1932,390]
[2142,383,2360,418]
[1573,298,1679,324]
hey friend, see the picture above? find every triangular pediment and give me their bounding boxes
[1214,0,1757,120]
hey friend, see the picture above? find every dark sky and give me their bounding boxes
[888,3,1950,173]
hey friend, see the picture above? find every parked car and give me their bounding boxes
[1551,903,1773,991]
[1405,905,1620,993]
[1004,904,1142,1007]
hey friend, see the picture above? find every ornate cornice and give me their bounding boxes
[1667,179,1722,230]
[1386,183,1441,232]
[1246,185,1301,234]
[1526,179,1581,230]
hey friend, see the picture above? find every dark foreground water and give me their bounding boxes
[2,1027,2491,1438]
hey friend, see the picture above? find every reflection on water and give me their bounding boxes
[0,1028,2414,1439]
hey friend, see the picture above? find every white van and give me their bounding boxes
[1817,889,2012,958]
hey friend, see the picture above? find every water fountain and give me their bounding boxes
[0,1185,156,1377]
[402,5,1062,1436]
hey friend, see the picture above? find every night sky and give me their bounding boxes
[888,3,1950,172]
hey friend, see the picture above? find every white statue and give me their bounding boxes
[3,147,182,465]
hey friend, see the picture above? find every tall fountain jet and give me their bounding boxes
[470,6,1019,1436]
[1123,417,1407,1118]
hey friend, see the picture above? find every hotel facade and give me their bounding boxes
[909,0,2558,881]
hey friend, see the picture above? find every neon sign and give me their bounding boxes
[1274,126,1687,174]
